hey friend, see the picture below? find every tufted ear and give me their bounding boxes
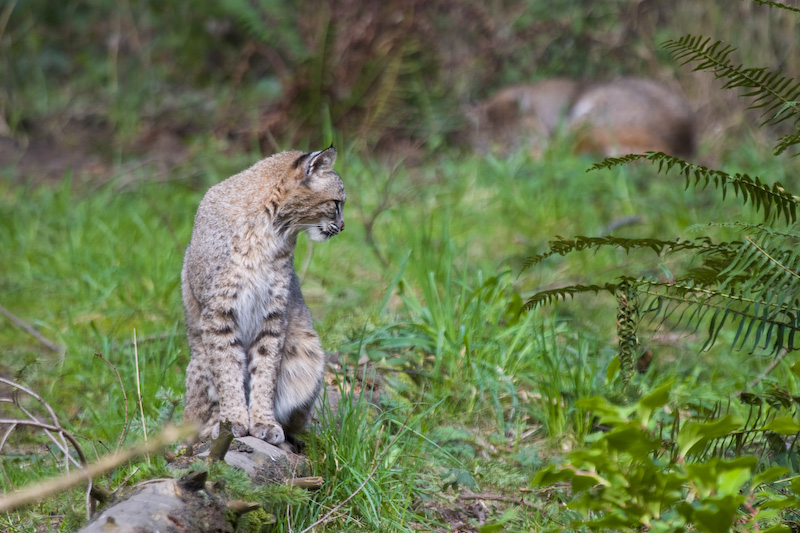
[303,146,337,177]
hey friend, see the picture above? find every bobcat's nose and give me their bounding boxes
[339,219,345,231]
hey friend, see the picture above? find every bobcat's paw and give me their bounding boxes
[250,422,285,445]
[231,422,249,438]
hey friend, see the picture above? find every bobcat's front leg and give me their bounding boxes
[247,308,287,444]
[200,305,250,438]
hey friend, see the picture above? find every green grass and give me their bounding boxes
[2,136,800,531]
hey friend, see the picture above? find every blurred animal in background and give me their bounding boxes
[468,77,695,158]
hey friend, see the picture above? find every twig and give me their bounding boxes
[459,492,539,508]
[0,419,85,469]
[0,422,17,490]
[0,303,65,355]
[0,424,195,513]
[1,377,94,516]
[14,398,78,471]
[132,329,150,466]
[0,378,87,467]
[94,353,130,454]
[744,348,791,391]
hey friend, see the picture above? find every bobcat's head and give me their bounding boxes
[278,147,346,242]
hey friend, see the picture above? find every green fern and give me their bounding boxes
[522,282,620,311]
[752,0,800,15]
[589,153,800,223]
[663,34,800,154]
[523,5,800,377]
[522,235,737,271]
[525,226,800,357]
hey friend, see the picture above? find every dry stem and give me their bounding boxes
[0,303,65,354]
[94,352,130,454]
[0,424,195,513]
[132,328,150,466]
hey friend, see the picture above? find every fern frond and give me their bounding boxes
[616,280,640,382]
[521,283,619,312]
[522,235,723,271]
[591,153,800,224]
[774,131,800,155]
[689,222,800,240]
[663,34,800,130]
[637,272,800,354]
[752,0,800,15]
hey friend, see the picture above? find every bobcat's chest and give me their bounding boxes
[231,230,286,350]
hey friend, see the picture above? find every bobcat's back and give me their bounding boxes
[182,148,345,445]
[567,78,695,157]
[468,79,582,156]
[469,77,695,158]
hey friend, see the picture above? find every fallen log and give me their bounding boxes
[78,429,312,532]
[79,470,236,533]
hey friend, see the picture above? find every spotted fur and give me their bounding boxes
[182,147,345,444]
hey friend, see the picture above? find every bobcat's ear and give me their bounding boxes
[302,146,337,177]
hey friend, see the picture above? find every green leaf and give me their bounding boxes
[752,465,789,487]
[572,471,609,492]
[604,426,660,455]
[691,494,742,533]
[761,416,800,435]
[761,525,792,533]
[677,415,743,458]
[791,475,800,494]
[576,396,635,425]
[531,465,575,487]
[606,355,621,382]
[637,381,673,425]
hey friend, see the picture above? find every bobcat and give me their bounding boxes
[567,78,695,157]
[181,147,345,445]
[469,77,695,158]
[467,78,582,156]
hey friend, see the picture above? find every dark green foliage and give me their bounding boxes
[524,5,800,364]
[533,388,800,531]
[521,1,800,529]
[665,34,800,155]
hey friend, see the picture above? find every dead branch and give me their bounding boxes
[0,418,86,468]
[208,420,234,462]
[0,303,65,354]
[745,347,791,391]
[459,492,539,508]
[286,476,324,490]
[0,424,195,513]
[1,378,88,471]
